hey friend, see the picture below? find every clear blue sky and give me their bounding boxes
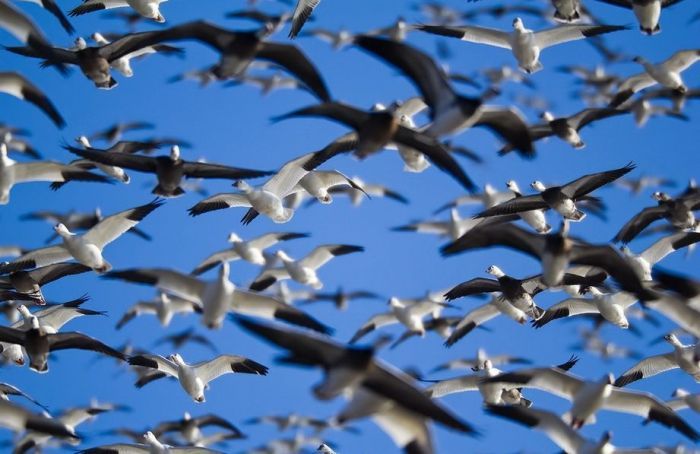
[1,0,700,452]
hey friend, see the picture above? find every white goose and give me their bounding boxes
[595,0,688,35]
[0,399,74,439]
[128,352,268,402]
[0,199,162,274]
[533,289,637,329]
[69,0,168,23]
[666,388,700,416]
[620,231,700,281]
[115,292,202,329]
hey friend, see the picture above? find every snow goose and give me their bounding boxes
[441,222,654,299]
[234,316,477,435]
[484,366,698,439]
[227,73,308,97]
[571,330,643,361]
[595,0,687,34]
[193,232,309,275]
[532,289,638,329]
[389,315,464,349]
[431,348,532,373]
[245,412,358,434]
[0,144,111,204]
[128,352,268,402]
[620,232,700,281]
[0,263,90,303]
[433,183,512,214]
[104,262,330,332]
[615,175,677,195]
[614,191,700,243]
[299,28,355,50]
[415,19,626,74]
[0,399,74,439]
[65,144,272,197]
[141,20,331,100]
[626,98,689,127]
[90,31,184,78]
[614,333,700,387]
[69,0,169,23]
[249,244,364,291]
[354,36,534,157]
[273,101,477,191]
[0,199,163,274]
[154,328,218,354]
[152,412,243,444]
[476,163,633,222]
[666,388,700,416]
[2,133,42,160]
[0,72,65,128]
[0,382,47,411]
[0,316,126,372]
[289,0,322,38]
[115,292,202,329]
[77,431,222,453]
[393,209,516,241]
[609,50,700,107]
[0,0,52,50]
[297,287,382,311]
[15,0,73,34]
[299,176,408,208]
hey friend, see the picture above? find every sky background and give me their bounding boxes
[1,0,700,452]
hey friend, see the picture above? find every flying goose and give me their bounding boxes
[245,412,357,435]
[571,329,644,361]
[609,50,700,107]
[476,163,633,222]
[227,73,309,97]
[77,431,222,453]
[614,333,700,387]
[1,131,41,160]
[0,199,163,275]
[0,263,90,303]
[441,222,653,299]
[620,232,700,281]
[154,328,218,354]
[626,98,689,127]
[89,31,184,78]
[431,349,532,373]
[69,0,169,23]
[249,244,364,291]
[115,292,202,329]
[614,191,700,243]
[444,295,530,347]
[484,366,698,439]
[0,382,47,411]
[289,0,322,38]
[415,19,627,74]
[299,176,408,208]
[193,232,309,275]
[273,101,477,191]
[104,263,329,332]
[0,399,75,439]
[128,352,268,402]
[594,0,687,34]
[0,316,126,372]
[0,0,52,50]
[615,175,677,195]
[152,412,243,444]
[532,289,638,329]
[296,287,382,311]
[88,121,154,143]
[433,183,512,214]
[0,72,65,128]
[65,144,272,197]
[354,36,534,157]
[0,144,111,205]
[234,316,477,435]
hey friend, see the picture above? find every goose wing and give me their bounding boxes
[0,399,74,438]
[194,354,268,384]
[569,244,650,299]
[188,193,251,216]
[444,302,503,347]
[300,244,364,270]
[426,374,481,398]
[444,278,501,300]
[248,232,309,250]
[442,223,545,259]
[248,267,290,292]
[35,296,105,331]
[0,72,65,127]
[289,0,321,38]
[256,42,330,101]
[560,162,635,199]
[262,152,314,198]
[613,205,670,243]
[532,298,597,327]
[567,107,628,130]
[645,297,700,339]
[83,199,163,249]
[0,246,72,274]
[415,24,511,49]
[116,301,157,329]
[610,73,656,107]
[485,367,584,400]
[534,24,627,50]
[104,268,206,302]
[181,161,273,180]
[473,107,534,158]
[0,0,50,47]
[47,332,127,361]
[641,232,700,265]
[231,289,330,333]
[662,49,700,73]
[127,354,179,377]
[474,194,547,217]
[64,144,158,172]
[30,263,91,286]
[11,161,108,183]
[614,353,678,387]
[192,249,242,276]
[349,313,399,344]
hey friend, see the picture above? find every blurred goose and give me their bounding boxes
[88,120,154,143]
[0,399,74,438]
[15,0,73,34]
[300,28,355,49]
[1,132,41,159]
[415,19,626,74]
[393,209,515,241]
[627,98,689,127]
[0,72,65,128]
[666,388,700,415]
[154,328,218,354]
[245,412,356,434]
[289,0,322,38]
[152,412,243,444]
[594,0,687,34]
[432,350,532,373]
[69,0,169,23]
[614,191,700,243]
[0,144,110,205]
[250,244,364,291]
[128,353,267,402]
[0,263,90,303]
[116,292,202,329]
[433,183,512,214]
[533,289,638,329]
[621,232,700,280]
[77,431,221,453]
[0,199,163,274]
[297,287,382,311]
[193,232,309,275]
[105,263,329,332]
[300,176,408,208]
[610,50,700,107]
[227,73,307,96]
[615,175,677,195]
[0,0,52,50]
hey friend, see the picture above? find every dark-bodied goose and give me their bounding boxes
[614,191,700,243]
[0,72,65,128]
[116,292,202,329]
[0,263,89,304]
[152,412,243,444]
[444,295,530,347]
[594,0,687,34]
[104,262,329,332]
[354,36,534,157]
[234,316,478,435]
[0,399,75,439]
[415,18,627,74]
[128,353,268,402]
[476,163,634,222]
[441,222,653,299]
[65,144,273,197]
[0,199,162,275]
[69,0,169,23]
[484,366,698,439]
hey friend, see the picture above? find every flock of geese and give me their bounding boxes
[1,0,700,452]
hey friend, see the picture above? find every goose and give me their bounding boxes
[415,19,626,74]
[77,431,222,453]
[354,36,534,157]
[245,413,358,434]
[393,209,516,241]
[153,328,218,354]
[88,121,154,143]
[503,180,551,233]
[16,0,74,34]
[0,315,126,372]
[432,349,532,373]
[348,295,455,344]
[614,333,700,387]
[486,405,658,454]
[234,316,477,435]
[272,101,477,191]
[69,0,169,23]
[65,144,272,197]
[115,292,202,329]
[571,329,644,361]
[0,399,75,438]
[441,222,654,299]
[299,28,355,49]
[0,144,111,205]
[289,0,322,38]
[1,132,41,160]
[594,0,687,34]
[484,366,698,439]
[227,73,308,97]
[193,232,309,275]
[614,191,700,243]
[620,232,700,281]
[433,183,513,214]
[366,16,410,42]
[0,199,163,275]
[665,388,700,416]
[249,244,364,291]
[0,382,47,411]
[609,50,700,107]
[297,287,382,311]
[104,263,330,332]
[0,263,90,303]
[90,32,184,78]
[152,412,243,444]
[0,72,65,128]
[444,295,530,347]
[128,352,268,402]
[299,176,408,208]
[615,175,676,195]
[532,289,638,329]
[476,163,633,222]
[626,98,689,127]
[642,87,700,114]
[0,0,52,50]
[5,32,172,89]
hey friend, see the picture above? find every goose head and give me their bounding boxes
[169,145,181,161]
[540,111,555,122]
[234,180,253,194]
[512,17,525,31]
[389,297,404,309]
[29,315,40,331]
[530,180,547,192]
[74,37,87,50]
[143,431,163,447]
[227,232,242,243]
[54,223,75,238]
[486,265,505,278]
[169,353,186,366]
[370,102,387,112]
[483,183,496,195]
[663,333,682,348]
[0,143,11,166]
[505,180,521,194]
[652,191,671,202]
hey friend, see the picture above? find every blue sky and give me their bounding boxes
[2,0,700,452]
